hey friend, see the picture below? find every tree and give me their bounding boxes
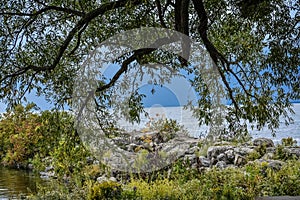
[0,0,299,138]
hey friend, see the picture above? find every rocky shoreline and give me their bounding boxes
[38,131,300,182]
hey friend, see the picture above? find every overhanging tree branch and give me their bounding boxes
[96,33,184,92]
[0,0,145,83]
[192,0,242,117]
[96,48,156,93]
[0,6,85,17]
[155,0,167,28]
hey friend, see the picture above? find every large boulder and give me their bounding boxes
[184,154,198,165]
[234,146,256,156]
[234,154,247,166]
[283,147,300,158]
[254,159,285,170]
[207,145,234,160]
[224,149,235,163]
[215,161,228,169]
[262,152,275,160]
[253,138,274,148]
[266,147,276,153]
[102,134,200,172]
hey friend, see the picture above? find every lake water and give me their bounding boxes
[119,103,300,144]
[0,167,41,199]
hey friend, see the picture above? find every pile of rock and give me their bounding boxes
[94,135,300,182]
[204,138,279,169]
[40,165,56,179]
[36,129,300,182]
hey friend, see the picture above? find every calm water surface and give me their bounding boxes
[119,103,300,144]
[0,167,41,200]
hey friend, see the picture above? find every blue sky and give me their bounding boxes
[1,61,299,112]
[1,70,299,113]
[0,64,188,112]
[138,84,180,107]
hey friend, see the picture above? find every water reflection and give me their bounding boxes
[0,167,40,199]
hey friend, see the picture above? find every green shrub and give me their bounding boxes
[247,144,267,161]
[29,158,300,199]
[126,179,182,200]
[0,104,43,167]
[88,181,122,200]
[121,160,300,199]
[281,137,297,147]
[0,103,91,177]
[28,178,87,200]
[148,118,188,142]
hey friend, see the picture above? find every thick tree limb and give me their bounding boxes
[96,48,156,92]
[192,0,242,117]
[175,0,191,66]
[155,0,167,28]
[96,34,183,92]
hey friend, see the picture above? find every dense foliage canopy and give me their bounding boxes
[0,0,299,137]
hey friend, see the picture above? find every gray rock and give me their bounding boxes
[198,156,210,167]
[45,166,54,172]
[184,154,198,164]
[39,171,47,176]
[101,134,200,173]
[215,161,228,169]
[97,175,108,183]
[211,157,218,166]
[160,137,196,161]
[143,143,152,151]
[112,136,130,145]
[225,149,235,163]
[109,177,117,182]
[255,159,285,170]
[234,146,256,156]
[40,171,56,179]
[283,147,300,158]
[149,142,155,148]
[262,153,275,160]
[207,146,234,160]
[267,160,285,170]
[27,163,34,170]
[86,157,94,164]
[187,146,200,155]
[266,147,276,153]
[93,160,100,165]
[191,163,198,169]
[234,154,247,166]
[217,153,227,163]
[253,138,274,147]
